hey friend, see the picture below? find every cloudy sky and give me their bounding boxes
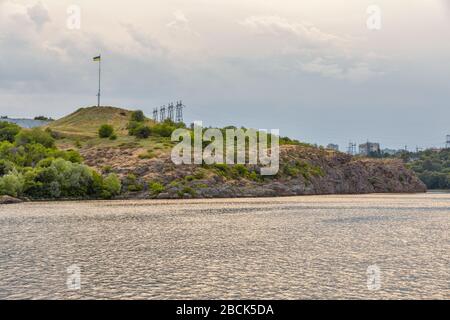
[1,0,450,149]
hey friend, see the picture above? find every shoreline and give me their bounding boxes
[1,191,435,206]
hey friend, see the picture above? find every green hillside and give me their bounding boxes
[47,106,154,138]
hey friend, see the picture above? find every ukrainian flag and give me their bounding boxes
[93,55,101,62]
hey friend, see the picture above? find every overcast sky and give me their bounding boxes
[1,0,449,150]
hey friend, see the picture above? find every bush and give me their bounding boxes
[102,173,122,198]
[130,110,145,122]
[102,165,113,174]
[152,120,181,137]
[0,121,21,143]
[138,150,156,159]
[98,124,114,138]
[125,173,143,192]
[0,171,24,197]
[419,171,450,189]
[0,130,124,199]
[45,128,62,140]
[0,159,15,176]
[133,125,151,139]
[61,149,83,163]
[15,128,55,148]
[149,181,165,195]
[127,121,139,136]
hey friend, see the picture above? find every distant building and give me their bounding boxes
[326,143,339,151]
[0,117,50,128]
[359,142,380,156]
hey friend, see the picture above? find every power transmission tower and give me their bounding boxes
[446,135,450,149]
[175,100,185,123]
[153,108,159,122]
[167,103,174,122]
[159,106,166,122]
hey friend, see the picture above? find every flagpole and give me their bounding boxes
[97,55,101,107]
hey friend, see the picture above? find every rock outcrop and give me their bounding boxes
[80,144,426,199]
[0,195,23,205]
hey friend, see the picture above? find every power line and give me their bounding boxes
[159,105,166,122]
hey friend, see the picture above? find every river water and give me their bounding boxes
[0,193,448,299]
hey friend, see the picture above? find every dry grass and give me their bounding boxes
[47,106,154,138]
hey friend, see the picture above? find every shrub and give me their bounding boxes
[152,120,180,137]
[15,128,54,148]
[109,134,117,140]
[45,128,62,139]
[232,164,249,177]
[98,124,114,138]
[61,149,83,163]
[102,173,122,198]
[22,158,94,199]
[180,186,196,197]
[127,121,140,136]
[130,110,145,122]
[0,121,21,143]
[102,165,113,174]
[149,181,165,195]
[0,171,23,197]
[125,173,143,192]
[193,169,206,180]
[138,150,156,159]
[133,125,151,139]
[0,159,15,176]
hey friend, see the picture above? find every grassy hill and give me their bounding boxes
[47,106,154,138]
[0,105,426,200]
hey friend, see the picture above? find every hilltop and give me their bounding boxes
[47,106,154,138]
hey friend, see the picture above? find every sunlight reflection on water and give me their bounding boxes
[0,193,448,299]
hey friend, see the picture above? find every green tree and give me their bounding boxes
[0,121,21,143]
[0,171,23,197]
[103,173,122,198]
[130,110,145,122]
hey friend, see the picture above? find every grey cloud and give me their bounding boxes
[241,16,347,48]
[122,23,168,55]
[166,10,199,37]
[240,15,381,82]
[27,2,50,30]
[299,58,383,82]
[0,2,449,150]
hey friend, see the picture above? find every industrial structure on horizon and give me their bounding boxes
[153,101,185,123]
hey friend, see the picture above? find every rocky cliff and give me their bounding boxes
[80,144,426,199]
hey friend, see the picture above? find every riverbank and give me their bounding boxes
[79,144,427,200]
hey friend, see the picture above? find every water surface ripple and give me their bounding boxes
[0,193,448,299]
